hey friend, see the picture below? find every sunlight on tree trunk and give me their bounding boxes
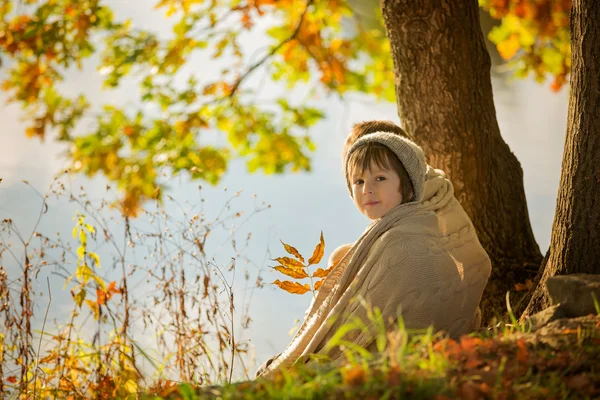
[380,0,542,323]
[522,0,600,318]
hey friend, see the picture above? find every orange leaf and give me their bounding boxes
[274,265,309,279]
[107,280,119,294]
[308,231,325,265]
[514,279,533,292]
[497,34,520,60]
[341,365,366,387]
[273,256,305,270]
[312,265,334,278]
[516,338,528,363]
[314,278,324,290]
[272,279,310,295]
[6,376,17,383]
[96,288,107,305]
[280,240,305,263]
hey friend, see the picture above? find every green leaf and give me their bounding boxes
[74,289,86,308]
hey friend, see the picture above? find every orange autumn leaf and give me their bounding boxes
[96,288,107,305]
[497,34,520,60]
[272,279,310,295]
[312,265,334,278]
[514,279,533,292]
[307,231,325,265]
[314,278,324,290]
[6,376,17,383]
[516,338,528,363]
[273,256,305,270]
[341,365,366,387]
[274,265,308,279]
[280,240,305,263]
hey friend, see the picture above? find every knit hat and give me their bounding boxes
[344,131,427,202]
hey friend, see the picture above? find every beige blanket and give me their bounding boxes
[258,168,491,377]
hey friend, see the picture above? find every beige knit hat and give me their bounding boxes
[344,131,427,202]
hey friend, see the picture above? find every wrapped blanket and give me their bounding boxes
[258,168,491,377]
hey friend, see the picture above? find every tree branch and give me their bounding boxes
[228,0,313,98]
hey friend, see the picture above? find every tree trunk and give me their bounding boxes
[380,0,542,323]
[522,0,600,318]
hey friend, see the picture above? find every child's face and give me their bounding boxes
[350,162,403,220]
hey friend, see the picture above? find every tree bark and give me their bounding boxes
[522,0,600,318]
[380,0,542,323]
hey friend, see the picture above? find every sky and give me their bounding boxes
[0,0,570,380]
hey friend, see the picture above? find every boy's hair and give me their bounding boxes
[343,120,409,161]
[347,142,415,204]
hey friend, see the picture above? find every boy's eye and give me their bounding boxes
[354,179,364,185]
[376,176,386,181]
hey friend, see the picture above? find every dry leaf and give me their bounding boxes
[272,279,310,294]
[566,374,590,391]
[308,231,325,265]
[273,256,305,270]
[515,279,533,291]
[280,240,305,263]
[516,338,528,363]
[341,365,366,387]
[312,265,334,278]
[314,278,324,290]
[274,265,308,279]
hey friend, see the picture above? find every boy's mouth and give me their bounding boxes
[364,201,380,207]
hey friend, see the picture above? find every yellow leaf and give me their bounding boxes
[280,240,305,263]
[77,246,85,259]
[312,265,334,278]
[315,278,324,290]
[124,379,138,394]
[274,265,308,279]
[88,252,101,268]
[73,288,86,307]
[25,127,37,138]
[308,231,325,265]
[86,299,100,320]
[273,257,305,270]
[93,274,107,292]
[76,264,92,284]
[84,223,95,234]
[272,279,310,295]
[79,229,87,246]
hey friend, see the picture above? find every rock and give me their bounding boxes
[546,274,600,318]
[523,303,570,332]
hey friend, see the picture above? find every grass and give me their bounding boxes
[143,313,600,400]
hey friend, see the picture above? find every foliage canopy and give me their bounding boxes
[0,0,569,215]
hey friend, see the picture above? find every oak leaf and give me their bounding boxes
[272,279,310,294]
[307,231,324,265]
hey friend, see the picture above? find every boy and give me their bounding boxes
[257,123,491,377]
[327,120,420,269]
